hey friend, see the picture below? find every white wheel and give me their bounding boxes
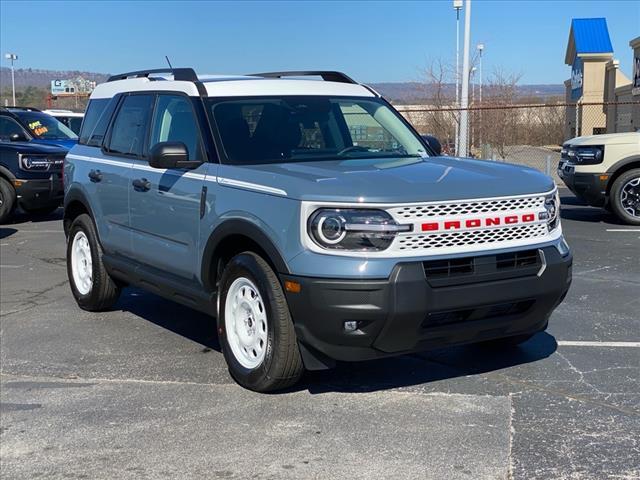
[70,230,93,295]
[224,277,268,369]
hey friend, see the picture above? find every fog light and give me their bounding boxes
[556,237,570,257]
[344,321,358,332]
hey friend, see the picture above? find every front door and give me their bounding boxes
[128,94,211,280]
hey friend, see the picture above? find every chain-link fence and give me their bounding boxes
[396,101,639,182]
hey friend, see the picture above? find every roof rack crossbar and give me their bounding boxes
[107,68,199,83]
[248,71,357,84]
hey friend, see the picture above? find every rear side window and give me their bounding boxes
[106,95,154,156]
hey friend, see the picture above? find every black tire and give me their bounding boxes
[218,252,304,392]
[22,204,60,216]
[609,168,640,226]
[66,213,121,311]
[0,177,16,224]
[479,333,534,349]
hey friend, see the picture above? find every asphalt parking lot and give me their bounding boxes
[1,189,638,480]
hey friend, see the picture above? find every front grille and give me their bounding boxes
[388,195,545,219]
[396,223,548,251]
[423,257,474,278]
[496,249,539,270]
[423,300,535,328]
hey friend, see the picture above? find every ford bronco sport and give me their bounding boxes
[559,132,640,225]
[64,69,572,392]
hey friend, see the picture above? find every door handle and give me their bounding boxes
[88,169,102,182]
[132,178,151,192]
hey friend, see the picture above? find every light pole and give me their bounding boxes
[453,0,462,156]
[470,67,476,151]
[477,43,484,149]
[4,53,18,106]
[459,0,471,157]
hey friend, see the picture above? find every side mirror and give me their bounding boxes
[149,142,200,169]
[421,135,442,156]
[10,132,28,142]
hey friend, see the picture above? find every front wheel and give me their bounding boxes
[66,213,121,311]
[218,252,304,392]
[610,169,640,226]
[0,177,16,224]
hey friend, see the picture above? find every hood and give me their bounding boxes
[31,138,77,151]
[567,132,640,146]
[219,156,556,203]
[0,141,68,155]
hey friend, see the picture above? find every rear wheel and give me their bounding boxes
[218,252,304,392]
[610,169,640,226]
[0,177,16,224]
[66,213,121,311]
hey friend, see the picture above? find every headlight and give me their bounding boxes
[308,208,410,251]
[541,189,560,231]
[19,154,64,171]
[567,146,604,165]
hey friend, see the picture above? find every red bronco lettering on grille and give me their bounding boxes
[421,212,537,232]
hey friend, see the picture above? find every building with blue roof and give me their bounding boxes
[564,18,637,138]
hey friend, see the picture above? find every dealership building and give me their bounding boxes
[564,18,639,137]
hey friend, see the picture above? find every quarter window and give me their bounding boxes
[106,95,153,156]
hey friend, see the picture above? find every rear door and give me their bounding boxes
[128,93,210,280]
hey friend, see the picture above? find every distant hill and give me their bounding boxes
[0,67,564,103]
[369,82,565,103]
[0,67,109,89]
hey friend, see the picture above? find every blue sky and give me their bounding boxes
[1,0,638,84]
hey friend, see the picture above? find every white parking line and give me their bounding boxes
[557,341,640,348]
[606,229,640,232]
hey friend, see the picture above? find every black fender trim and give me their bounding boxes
[0,165,16,181]
[200,219,291,291]
[606,155,640,175]
[63,187,95,235]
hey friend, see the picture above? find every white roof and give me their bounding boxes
[90,74,375,99]
[43,109,84,117]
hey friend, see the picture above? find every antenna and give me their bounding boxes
[165,56,173,69]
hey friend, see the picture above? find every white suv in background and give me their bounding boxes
[559,132,640,225]
[43,109,84,135]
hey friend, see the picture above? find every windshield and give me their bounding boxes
[15,111,78,140]
[209,96,427,164]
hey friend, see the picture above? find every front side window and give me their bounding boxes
[210,96,427,165]
[13,111,78,140]
[149,95,203,161]
[0,116,26,140]
[107,95,154,156]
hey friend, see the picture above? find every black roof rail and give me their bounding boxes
[248,71,358,84]
[107,68,200,83]
[106,68,207,97]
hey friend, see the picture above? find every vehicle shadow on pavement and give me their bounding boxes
[560,194,622,225]
[8,208,64,225]
[299,333,558,394]
[0,227,18,239]
[114,287,557,393]
[116,288,221,351]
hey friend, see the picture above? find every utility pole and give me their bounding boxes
[5,53,18,106]
[477,43,484,148]
[453,0,462,156]
[459,0,471,157]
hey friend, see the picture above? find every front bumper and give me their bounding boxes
[15,173,64,209]
[283,246,572,367]
[559,167,609,207]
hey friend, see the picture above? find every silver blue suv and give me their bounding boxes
[64,69,572,391]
